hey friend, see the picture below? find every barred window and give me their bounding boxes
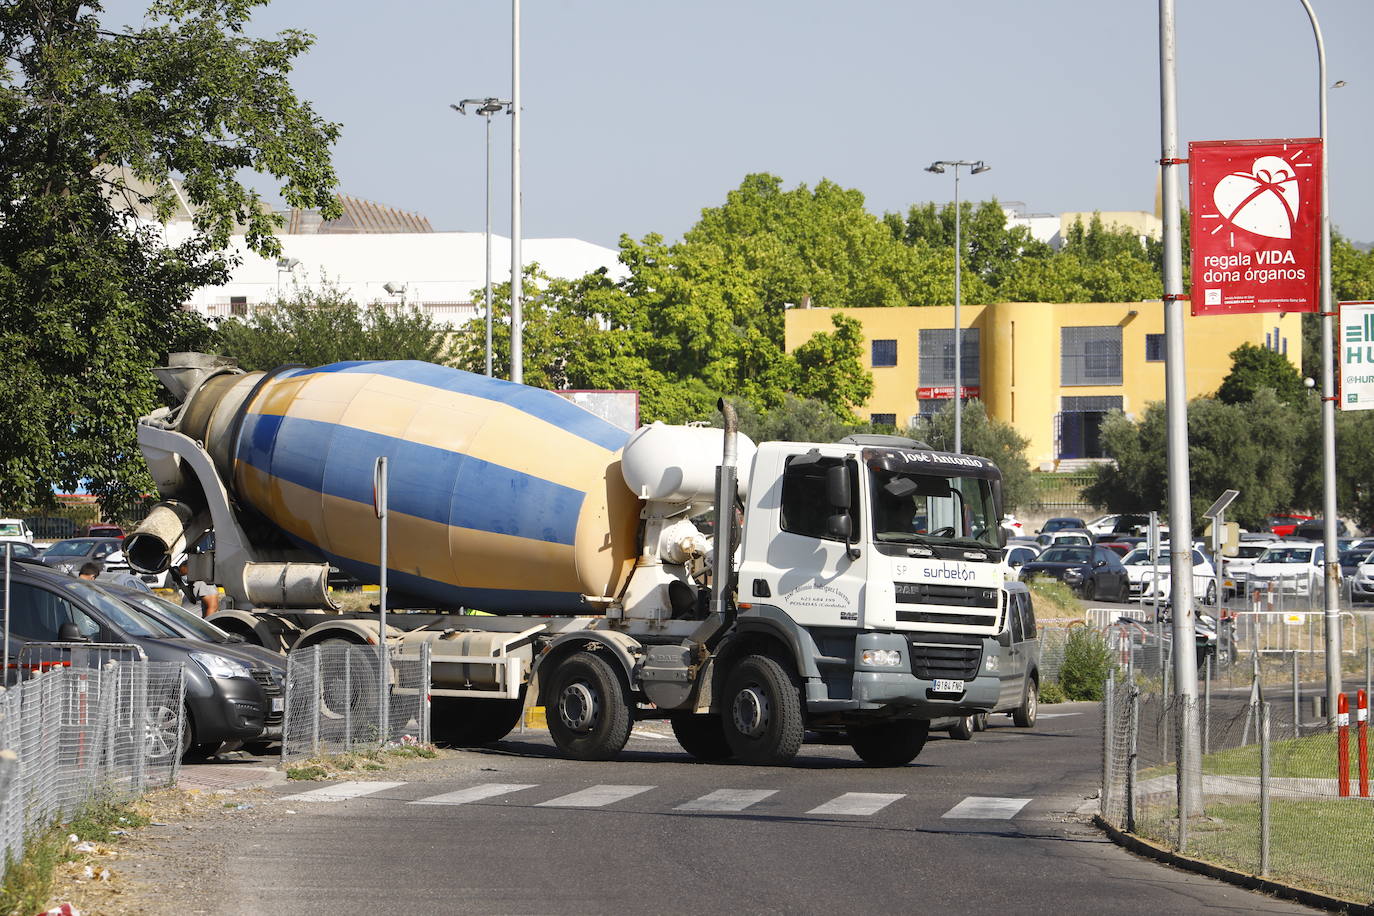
[870,413,896,427]
[1061,326,1122,386]
[871,339,897,367]
[918,328,980,386]
[1145,333,1165,362]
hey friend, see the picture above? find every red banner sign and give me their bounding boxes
[916,385,980,400]
[1188,138,1322,316]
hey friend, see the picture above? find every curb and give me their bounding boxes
[1092,815,1372,915]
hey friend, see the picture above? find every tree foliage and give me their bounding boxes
[0,0,339,510]
[1215,343,1306,406]
[215,285,452,371]
[902,400,1037,512]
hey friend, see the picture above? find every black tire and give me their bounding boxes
[1013,678,1038,728]
[1087,578,1099,601]
[432,695,525,747]
[948,715,975,741]
[721,655,805,765]
[243,741,279,756]
[847,719,930,766]
[1204,581,1217,606]
[973,712,989,732]
[669,714,734,761]
[546,652,632,761]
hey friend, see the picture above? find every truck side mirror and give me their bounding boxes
[826,513,852,542]
[825,464,851,509]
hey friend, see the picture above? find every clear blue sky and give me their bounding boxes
[112,0,1374,248]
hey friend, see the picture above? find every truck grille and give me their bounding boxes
[905,634,982,681]
[251,668,284,727]
[894,582,998,608]
[897,611,997,627]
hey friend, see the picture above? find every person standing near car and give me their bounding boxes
[174,560,220,617]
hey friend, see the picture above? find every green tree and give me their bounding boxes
[215,285,452,371]
[903,400,1037,512]
[0,0,339,511]
[1215,343,1307,406]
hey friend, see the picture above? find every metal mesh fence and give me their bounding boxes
[282,643,431,760]
[0,660,184,873]
[1102,674,1374,905]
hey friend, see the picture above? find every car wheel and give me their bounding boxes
[145,702,191,761]
[546,651,632,761]
[1204,581,1217,606]
[847,719,930,765]
[669,714,734,761]
[973,712,989,732]
[1013,679,1038,728]
[949,715,975,741]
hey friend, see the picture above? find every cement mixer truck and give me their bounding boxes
[127,353,1028,766]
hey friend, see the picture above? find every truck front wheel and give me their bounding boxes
[721,655,804,765]
[847,719,929,766]
[547,652,632,761]
[669,714,733,762]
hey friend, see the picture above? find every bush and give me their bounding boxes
[1039,679,1068,704]
[1059,627,1115,701]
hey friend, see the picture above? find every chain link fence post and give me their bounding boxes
[344,646,352,749]
[1126,681,1139,832]
[1293,650,1301,740]
[421,641,432,746]
[1259,700,1271,877]
[1203,655,1212,756]
[1102,669,1115,815]
[311,646,321,756]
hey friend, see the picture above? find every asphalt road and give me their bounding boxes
[190,703,1318,915]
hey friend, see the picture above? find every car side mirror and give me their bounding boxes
[996,629,1014,648]
[58,622,88,643]
[1094,559,1107,568]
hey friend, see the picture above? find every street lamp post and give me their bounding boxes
[452,98,512,378]
[925,160,989,454]
[275,257,300,300]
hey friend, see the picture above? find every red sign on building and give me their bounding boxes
[916,386,981,400]
[1189,138,1322,316]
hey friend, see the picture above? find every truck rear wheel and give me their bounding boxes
[847,719,929,766]
[669,714,733,761]
[1013,678,1038,728]
[721,655,804,765]
[546,652,631,761]
[432,695,525,747]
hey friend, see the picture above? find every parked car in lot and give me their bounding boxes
[1001,543,1040,578]
[1085,513,1152,538]
[1037,517,1088,534]
[1246,542,1325,602]
[1122,545,1217,604]
[1019,544,1129,601]
[80,523,126,539]
[0,541,41,559]
[1350,556,1374,604]
[39,537,126,571]
[2,560,282,759]
[0,518,35,545]
[1292,518,1350,541]
[1034,529,1093,549]
[1265,514,1313,537]
[932,580,1042,737]
[1221,541,1280,598]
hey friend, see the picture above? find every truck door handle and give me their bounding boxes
[752,579,771,598]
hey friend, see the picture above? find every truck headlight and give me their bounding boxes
[191,651,252,680]
[861,649,902,668]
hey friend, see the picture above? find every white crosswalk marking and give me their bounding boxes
[806,792,904,817]
[281,781,405,803]
[535,785,655,808]
[941,796,1031,819]
[409,783,538,806]
[1035,713,1082,720]
[675,789,778,812]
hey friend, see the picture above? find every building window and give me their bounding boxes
[870,413,896,427]
[1061,326,1122,386]
[230,296,248,317]
[871,339,897,368]
[918,328,980,387]
[1056,396,1124,459]
[1145,334,1165,362]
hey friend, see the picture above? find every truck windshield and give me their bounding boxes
[869,467,998,548]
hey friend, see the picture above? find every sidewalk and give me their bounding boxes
[176,757,286,792]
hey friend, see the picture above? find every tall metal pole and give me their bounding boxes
[484,109,494,378]
[953,167,963,454]
[1296,0,1340,730]
[1159,0,1202,813]
[510,0,523,385]
[374,456,389,744]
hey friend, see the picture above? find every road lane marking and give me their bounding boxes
[675,789,778,812]
[1035,713,1082,719]
[281,781,405,803]
[941,796,1032,819]
[630,729,673,740]
[535,785,655,808]
[409,783,538,806]
[806,793,904,816]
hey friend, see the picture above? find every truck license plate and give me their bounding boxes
[932,679,964,693]
[271,697,284,713]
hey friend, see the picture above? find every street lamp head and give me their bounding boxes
[276,257,300,270]
[454,98,510,117]
[383,282,406,296]
[925,163,946,174]
[970,162,991,175]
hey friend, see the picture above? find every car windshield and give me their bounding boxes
[1040,547,1091,563]
[1234,545,1269,559]
[869,467,999,548]
[66,581,179,638]
[0,522,22,537]
[1043,519,1083,532]
[1258,548,1313,564]
[123,591,232,642]
[45,540,95,557]
[1122,549,1164,566]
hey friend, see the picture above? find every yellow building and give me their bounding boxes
[784,302,1303,468]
